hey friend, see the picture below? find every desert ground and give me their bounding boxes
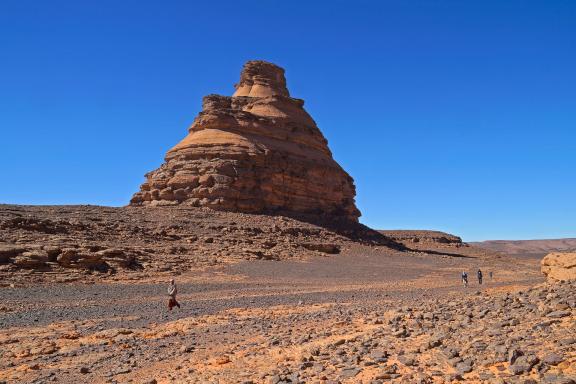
[0,206,574,384]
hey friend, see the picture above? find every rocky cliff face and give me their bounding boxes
[130,61,360,222]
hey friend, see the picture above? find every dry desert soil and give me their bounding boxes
[0,205,574,384]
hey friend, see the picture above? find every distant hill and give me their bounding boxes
[472,238,576,257]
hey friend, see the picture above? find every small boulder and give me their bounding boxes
[542,352,564,366]
[509,354,539,375]
[0,244,26,263]
[302,243,340,254]
[57,249,79,267]
[13,250,49,269]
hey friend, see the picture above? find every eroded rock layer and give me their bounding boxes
[130,61,360,221]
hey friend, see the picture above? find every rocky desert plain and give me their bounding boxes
[0,61,574,384]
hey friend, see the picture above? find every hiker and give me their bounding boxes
[461,271,468,288]
[489,271,493,281]
[168,279,181,311]
[477,269,483,285]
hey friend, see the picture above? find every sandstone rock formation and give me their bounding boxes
[130,60,360,222]
[541,252,576,281]
[379,230,464,246]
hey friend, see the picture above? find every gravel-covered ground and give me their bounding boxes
[1,205,573,383]
[3,247,571,384]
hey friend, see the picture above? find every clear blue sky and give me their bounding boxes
[1,1,574,241]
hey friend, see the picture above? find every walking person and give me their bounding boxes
[461,271,468,288]
[489,271,493,281]
[168,279,181,311]
[477,269,483,285]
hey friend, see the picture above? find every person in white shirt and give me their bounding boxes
[167,279,181,311]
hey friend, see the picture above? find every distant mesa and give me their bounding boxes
[130,60,360,222]
[379,230,463,246]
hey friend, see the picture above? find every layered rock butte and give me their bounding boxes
[130,61,360,222]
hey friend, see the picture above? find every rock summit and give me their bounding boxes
[130,60,360,222]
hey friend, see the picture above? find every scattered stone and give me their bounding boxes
[542,352,564,366]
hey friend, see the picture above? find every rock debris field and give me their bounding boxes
[0,205,574,383]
